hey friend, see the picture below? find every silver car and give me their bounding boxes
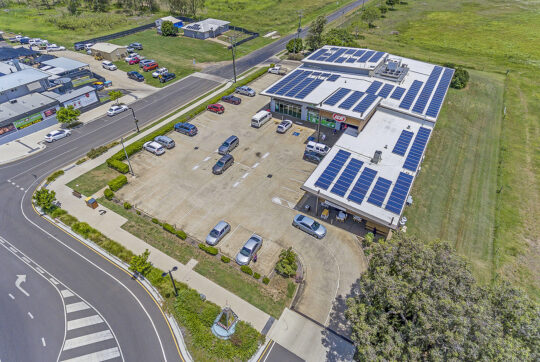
[143,141,165,155]
[206,221,231,246]
[277,119,293,133]
[292,214,327,239]
[154,135,175,149]
[236,234,263,265]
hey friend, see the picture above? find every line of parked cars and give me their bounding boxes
[213,135,239,175]
[143,135,176,156]
[205,221,263,265]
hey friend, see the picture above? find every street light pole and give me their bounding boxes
[120,137,134,176]
[129,107,139,133]
[229,35,237,83]
[294,10,303,54]
[317,102,322,143]
[162,266,178,297]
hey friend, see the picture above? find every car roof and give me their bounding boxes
[213,221,229,231]
[225,135,238,142]
[220,154,233,161]
[244,237,260,249]
[156,135,172,141]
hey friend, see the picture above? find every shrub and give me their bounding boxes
[50,208,67,218]
[221,255,231,263]
[59,214,78,226]
[240,265,253,276]
[452,67,469,89]
[163,223,175,234]
[275,247,298,277]
[161,20,178,36]
[72,222,93,238]
[76,157,87,165]
[175,230,187,240]
[253,272,261,280]
[287,281,296,298]
[47,170,64,183]
[106,159,129,174]
[108,175,128,191]
[104,188,114,200]
[262,276,270,285]
[123,202,132,209]
[136,210,141,215]
[363,232,374,248]
[152,218,159,224]
[87,145,108,159]
[198,243,218,255]
[286,38,304,53]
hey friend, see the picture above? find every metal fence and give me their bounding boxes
[74,22,155,47]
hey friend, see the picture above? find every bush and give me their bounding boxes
[108,175,128,191]
[107,159,129,174]
[59,214,78,226]
[161,20,178,36]
[175,230,187,240]
[198,243,218,255]
[123,202,132,209]
[152,218,159,224]
[104,188,114,200]
[451,67,469,89]
[47,170,64,183]
[253,272,261,280]
[287,281,296,298]
[262,276,270,285]
[72,221,93,238]
[50,208,67,218]
[240,265,253,276]
[221,255,230,263]
[364,232,374,248]
[163,223,175,234]
[87,145,108,159]
[275,247,298,277]
[76,157,87,165]
[286,38,304,53]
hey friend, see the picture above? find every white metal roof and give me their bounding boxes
[42,57,88,72]
[0,68,50,93]
[90,43,127,54]
[0,93,58,122]
[42,85,95,103]
[184,18,230,33]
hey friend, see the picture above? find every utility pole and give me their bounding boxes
[129,107,139,133]
[162,266,178,297]
[294,10,304,54]
[120,137,134,176]
[229,35,237,83]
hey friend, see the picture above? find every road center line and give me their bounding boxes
[41,337,46,347]
[8,293,14,300]
[28,312,34,319]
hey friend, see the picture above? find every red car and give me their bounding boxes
[143,62,158,72]
[128,57,140,65]
[207,104,224,114]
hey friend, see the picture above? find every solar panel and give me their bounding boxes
[330,159,364,197]
[321,73,331,77]
[399,80,423,110]
[338,91,363,110]
[266,70,303,94]
[392,130,414,156]
[327,74,340,82]
[385,172,414,214]
[308,48,326,60]
[335,57,347,63]
[378,83,395,98]
[275,71,311,96]
[295,79,324,99]
[353,49,366,57]
[368,51,385,63]
[326,48,347,62]
[345,49,356,54]
[403,127,431,172]
[324,88,352,106]
[358,50,375,62]
[347,168,377,204]
[367,177,392,206]
[345,58,356,63]
[412,66,442,114]
[285,77,316,97]
[390,86,406,100]
[312,72,322,76]
[365,81,383,94]
[352,93,379,113]
[314,150,351,190]
[425,68,454,118]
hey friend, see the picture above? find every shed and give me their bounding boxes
[155,16,183,29]
[183,18,230,39]
[89,43,128,62]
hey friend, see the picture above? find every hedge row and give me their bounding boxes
[104,189,114,200]
[199,243,219,255]
[108,175,128,191]
[105,66,270,173]
[46,170,64,183]
[163,222,187,240]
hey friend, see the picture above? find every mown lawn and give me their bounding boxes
[66,163,120,196]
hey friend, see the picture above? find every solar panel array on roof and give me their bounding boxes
[338,91,364,110]
[367,177,392,206]
[315,150,351,190]
[385,172,413,214]
[390,87,406,100]
[399,80,423,110]
[330,159,364,197]
[425,68,454,118]
[335,57,346,63]
[326,48,347,62]
[327,74,340,82]
[368,51,385,63]
[321,73,331,77]
[348,168,377,204]
[353,93,379,113]
[308,49,326,60]
[312,72,322,76]
[358,50,375,62]
[276,71,311,95]
[353,49,366,57]
[365,81,383,94]
[392,130,414,156]
[403,127,431,172]
[378,83,395,98]
[324,88,352,106]
[266,70,303,94]
[345,58,356,63]
[345,49,356,54]
[284,77,314,97]
[295,79,324,99]
[412,66,442,114]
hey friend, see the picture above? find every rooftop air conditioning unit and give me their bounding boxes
[9,99,17,104]
[372,150,382,164]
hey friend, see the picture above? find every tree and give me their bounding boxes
[167,0,188,14]
[346,235,540,361]
[361,8,379,28]
[187,0,204,17]
[56,105,80,126]
[275,247,298,277]
[67,0,79,14]
[378,4,388,14]
[129,249,153,277]
[286,38,304,54]
[33,188,56,212]
[108,90,123,105]
[386,0,397,9]
[305,15,326,50]
[161,20,178,36]
[451,67,470,89]
[324,28,356,47]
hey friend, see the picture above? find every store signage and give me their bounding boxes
[43,108,57,118]
[0,123,16,137]
[333,113,346,122]
[13,113,43,130]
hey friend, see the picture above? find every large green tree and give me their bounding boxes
[324,28,356,47]
[286,38,304,54]
[33,188,56,212]
[129,249,153,277]
[346,236,540,361]
[56,105,80,126]
[361,7,379,28]
[161,20,178,36]
[305,15,327,50]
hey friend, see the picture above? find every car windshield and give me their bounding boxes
[210,229,220,237]
[216,161,224,167]
[312,221,321,230]
[240,247,251,256]
[221,142,229,147]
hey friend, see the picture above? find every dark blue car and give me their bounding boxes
[127,71,144,82]
[174,122,198,136]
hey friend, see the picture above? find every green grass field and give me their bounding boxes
[340,0,539,298]
[66,163,120,196]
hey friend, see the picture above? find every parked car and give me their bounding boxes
[159,72,176,83]
[29,38,42,46]
[235,85,256,97]
[142,62,158,72]
[207,103,224,114]
[152,67,168,78]
[102,60,117,71]
[126,47,135,53]
[139,59,154,68]
[127,71,144,82]
[305,141,330,156]
[128,57,140,65]
[218,135,239,155]
[19,37,30,44]
[212,154,234,175]
[174,122,197,136]
[251,110,272,128]
[206,221,231,246]
[8,37,19,43]
[221,94,241,105]
[277,119,293,133]
[143,141,165,155]
[303,150,324,164]
[129,42,143,50]
[292,214,327,239]
[268,65,282,74]
[74,43,85,51]
[235,234,263,265]
[154,135,175,149]
[46,44,65,51]
[45,129,71,143]
[107,105,128,116]
[125,54,139,62]
[92,82,105,91]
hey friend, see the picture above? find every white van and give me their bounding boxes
[251,110,272,128]
[305,141,331,155]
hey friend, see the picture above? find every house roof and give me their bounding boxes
[184,18,230,33]
[0,68,50,93]
[90,43,127,54]
[0,46,38,61]
[42,85,95,103]
[42,57,88,72]
[0,93,58,123]
[159,16,181,24]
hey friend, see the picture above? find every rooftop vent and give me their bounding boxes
[9,99,17,104]
[372,150,382,164]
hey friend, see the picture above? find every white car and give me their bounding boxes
[152,67,168,78]
[102,61,117,71]
[124,53,140,62]
[107,105,128,116]
[45,129,71,143]
[268,65,282,74]
[29,38,42,45]
[143,141,165,156]
[46,44,65,51]
[277,119,293,133]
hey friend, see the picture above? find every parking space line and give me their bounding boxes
[233,182,240,188]
[262,152,270,159]
[242,172,250,179]
[203,156,211,162]
[252,162,260,168]
[192,165,199,170]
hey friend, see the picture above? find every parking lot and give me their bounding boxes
[116,73,367,327]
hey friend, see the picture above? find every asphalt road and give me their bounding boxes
[0,1,369,360]
[259,340,305,362]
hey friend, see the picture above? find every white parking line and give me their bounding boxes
[61,347,120,362]
[61,289,74,298]
[252,162,260,168]
[65,302,90,313]
[41,337,46,347]
[192,165,199,170]
[203,156,211,162]
[63,330,113,350]
[8,293,14,300]
[262,152,270,159]
[67,315,104,331]
[233,182,240,188]
[242,172,249,179]
[28,312,34,319]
